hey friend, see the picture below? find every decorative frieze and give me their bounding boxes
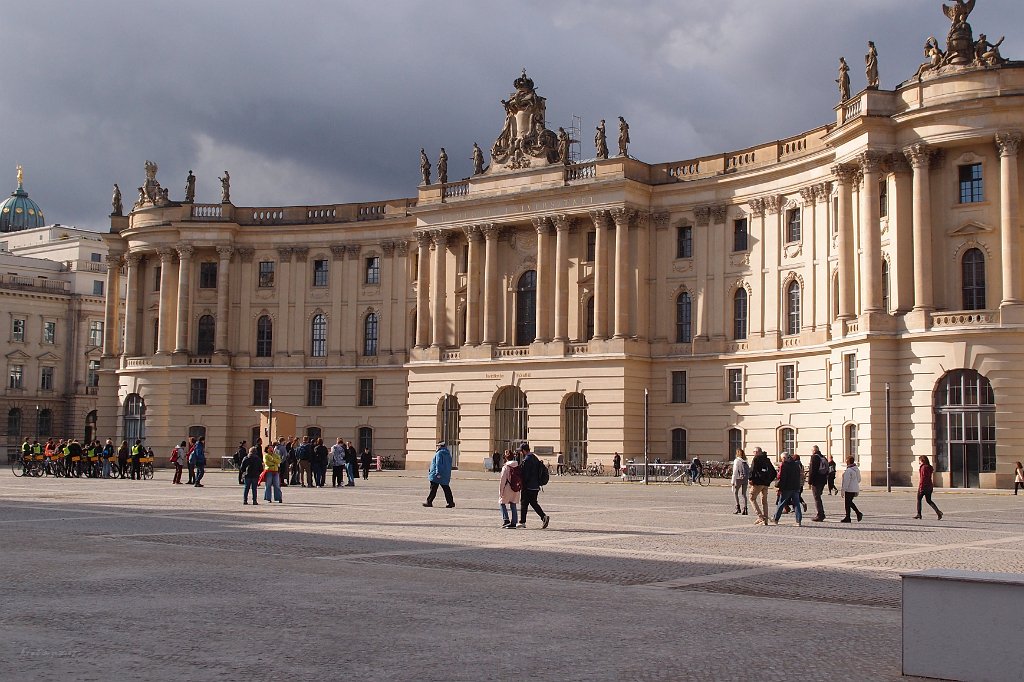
[652,212,671,230]
[330,244,347,260]
[237,247,254,263]
[710,205,727,225]
[694,206,712,226]
[293,247,309,263]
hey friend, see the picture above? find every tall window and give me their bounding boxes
[358,427,374,455]
[458,244,469,275]
[93,280,105,296]
[359,378,374,407]
[363,313,378,356]
[934,369,996,486]
[728,428,743,460]
[258,261,275,287]
[733,288,748,340]
[779,364,796,401]
[84,411,97,444]
[307,379,323,407]
[962,248,986,310]
[256,316,273,357]
[586,231,596,262]
[39,366,54,391]
[189,378,208,405]
[676,226,693,259]
[843,353,858,393]
[675,292,692,343]
[197,315,215,355]
[43,321,56,344]
[780,428,796,456]
[311,314,327,357]
[312,259,329,287]
[564,393,588,469]
[845,424,858,462]
[38,409,53,438]
[727,368,744,403]
[252,379,270,406]
[733,218,748,252]
[493,386,529,455]
[123,394,146,443]
[515,271,537,346]
[882,259,891,314]
[786,280,801,335]
[585,296,595,341]
[439,394,460,465]
[786,208,801,243]
[365,256,381,285]
[87,360,100,388]
[12,318,25,342]
[959,163,984,204]
[199,262,218,288]
[88,321,103,347]
[879,178,889,218]
[671,428,687,460]
[153,266,161,292]
[8,365,23,389]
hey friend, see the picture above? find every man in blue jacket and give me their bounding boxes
[192,436,207,487]
[423,441,455,508]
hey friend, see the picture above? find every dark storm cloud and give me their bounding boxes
[3,0,1022,230]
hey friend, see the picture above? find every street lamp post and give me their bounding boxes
[885,382,892,493]
[643,388,649,485]
[268,397,274,445]
[35,405,40,441]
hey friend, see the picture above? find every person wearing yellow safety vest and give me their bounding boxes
[130,440,143,480]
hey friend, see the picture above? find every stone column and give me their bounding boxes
[344,244,361,356]
[430,230,449,348]
[997,131,1023,307]
[463,226,482,346]
[236,248,254,356]
[652,214,670,341]
[552,214,571,342]
[276,247,293,356]
[533,217,553,342]
[415,232,431,348]
[329,245,346,358]
[292,247,309,356]
[859,152,884,313]
[214,245,233,353]
[903,144,935,312]
[156,248,175,354]
[610,207,633,339]
[102,253,122,357]
[813,182,833,327]
[745,199,766,337]
[380,240,396,354]
[174,245,193,352]
[889,155,915,314]
[481,224,500,345]
[832,165,857,319]
[590,209,611,340]
[122,253,140,356]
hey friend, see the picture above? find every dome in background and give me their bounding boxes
[0,166,45,232]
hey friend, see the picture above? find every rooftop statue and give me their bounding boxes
[975,33,1007,66]
[185,170,196,203]
[419,148,431,185]
[916,37,945,81]
[942,0,976,65]
[111,184,122,216]
[836,57,851,102]
[437,148,448,185]
[865,42,880,89]
[471,143,485,175]
[595,119,608,160]
[138,160,164,207]
[617,116,630,157]
[488,69,559,172]
[557,127,571,165]
[219,171,230,204]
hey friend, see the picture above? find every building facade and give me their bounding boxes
[101,6,1023,488]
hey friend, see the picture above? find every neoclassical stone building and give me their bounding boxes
[100,4,1023,488]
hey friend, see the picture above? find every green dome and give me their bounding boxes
[0,167,45,232]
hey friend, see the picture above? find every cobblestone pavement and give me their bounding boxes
[2,472,1022,681]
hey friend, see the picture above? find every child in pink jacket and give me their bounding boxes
[499,452,522,528]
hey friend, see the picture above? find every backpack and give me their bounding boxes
[817,454,829,477]
[508,465,523,492]
[169,448,179,464]
[538,460,550,487]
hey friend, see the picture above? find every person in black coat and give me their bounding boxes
[360,447,372,480]
[344,441,358,486]
[238,447,263,505]
[773,454,804,526]
[313,438,329,488]
[807,445,828,522]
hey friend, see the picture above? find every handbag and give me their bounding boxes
[257,470,267,485]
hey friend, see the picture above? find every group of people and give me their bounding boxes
[21,436,151,480]
[168,436,207,486]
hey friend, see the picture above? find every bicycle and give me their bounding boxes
[587,462,605,476]
[11,453,44,478]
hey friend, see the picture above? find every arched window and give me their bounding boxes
[196,315,215,355]
[358,426,374,455]
[38,409,53,438]
[7,408,22,457]
[311,314,327,357]
[844,424,858,463]
[881,259,891,314]
[515,271,537,346]
[728,428,743,460]
[780,427,796,457]
[671,428,687,460]
[84,410,98,443]
[564,393,588,469]
[123,394,146,443]
[733,288,748,340]
[492,386,528,454]
[256,316,273,357]
[439,395,460,466]
[934,369,996,488]
[306,426,321,442]
[364,312,379,356]
[962,248,986,310]
[675,292,692,344]
[786,280,801,336]
[585,296,595,341]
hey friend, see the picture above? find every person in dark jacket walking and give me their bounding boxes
[360,446,372,480]
[773,453,804,526]
[748,448,776,525]
[239,445,264,505]
[807,445,828,522]
[313,438,329,487]
[185,436,197,484]
[192,437,207,487]
[518,443,551,529]
[233,441,247,470]
[913,455,942,520]
[423,441,454,507]
[344,441,358,487]
[826,454,839,495]
[117,440,129,479]
[296,437,312,487]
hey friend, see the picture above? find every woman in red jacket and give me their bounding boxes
[914,455,943,520]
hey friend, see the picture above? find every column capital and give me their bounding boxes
[799,187,817,206]
[812,181,833,204]
[105,252,124,267]
[216,245,234,261]
[532,216,553,235]
[396,240,410,257]
[346,243,363,260]
[996,131,1023,157]
[763,195,783,215]
[176,244,194,260]
[831,163,860,184]
[709,206,726,225]
[887,152,912,175]
[694,206,712,226]
[330,244,347,260]
[902,143,934,170]
[746,198,765,218]
[157,247,176,263]
[414,230,433,248]
[461,225,482,242]
[551,214,572,232]
[381,240,397,256]
[480,223,501,241]
[589,209,611,229]
[430,230,450,249]
[276,246,294,260]
[293,247,309,262]
[859,150,886,174]
[609,207,636,227]
[237,247,254,263]
[652,212,671,230]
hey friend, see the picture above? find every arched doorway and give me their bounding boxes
[438,394,461,467]
[935,369,995,488]
[123,394,146,443]
[493,386,528,455]
[7,408,22,460]
[563,393,588,469]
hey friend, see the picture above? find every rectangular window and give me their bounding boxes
[358,378,374,407]
[87,360,100,388]
[307,379,323,407]
[43,321,56,344]
[252,379,270,406]
[879,178,888,218]
[959,163,984,203]
[154,265,161,292]
[12,318,25,342]
[312,259,329,287]
[199,262,218,289]
[676,226,693,259]
[733,218,748,252]
[458,244,469,275]
[90,252,102,263]
[40,366,54,391]
[258,261,275,288]
[728,428,743,460]
[365,256,381,285]
[786,208,801,243]
[89,321,103,347]
[189,378,208,405]
[586,231,596,262]
[671,371,687,404]
[843,353,858,393]
[9,364,23,389]
[93,280,105,296]
[727,368,743,403]
[779,364,797,401]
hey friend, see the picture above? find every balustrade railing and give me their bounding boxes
[0,274,69,294]
[188,356,212,365]
[495,346,529,358]
[931,310,999,327]
[191,204,223,219]
[442,181,470,200]
[565,163,597,181]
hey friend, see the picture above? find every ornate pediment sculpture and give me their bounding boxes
[488,70,559,173]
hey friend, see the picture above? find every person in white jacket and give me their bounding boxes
[731,449,749,515]
[840,456,863,523]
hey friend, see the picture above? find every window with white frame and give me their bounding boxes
[727,368,744,403]
[843,353,858,393]
[12,318,25,342]
[88,321,103,347]
[43,321,55,344]
[671,371,687,404]
[779,364,797,401]
[40,366,54,391]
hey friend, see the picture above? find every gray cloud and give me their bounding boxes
[3,0,1022,230]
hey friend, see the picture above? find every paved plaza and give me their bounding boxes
[2,472,1023,681]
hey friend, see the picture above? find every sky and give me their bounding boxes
[3,0,1023,231]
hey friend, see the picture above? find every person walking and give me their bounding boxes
[423,441,455,508]
[1014,461,1024,495]
[748,447,776,525]
[498,451,521,528]
[185,436,197,484]
[731,449,749,515]
[613,452,622,477]
[117,440,129,479]
[263,444,283,503]
[826,454,839,495]
[313,438,329,487]
[840,456,863,523]
[296,437,312,487]
[101,439,114,479]
[192,436,207,487]
[233,441,247,470]
[808,445,828,522]
[331,438,347,487]
[170,440,186,484]
[242,440,262,485]
[360,446,372,480]
[914,455,943,520]
[275,437,290,487]
[239,445,263,505]
[344,441,358,487]
[772,451,803,526]
[518,443,551,529]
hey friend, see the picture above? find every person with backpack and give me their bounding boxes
[191,437,207,487]
[498,451,522,528]
[238,444,264,505]
[731,449,749,515]
[517,443,551,529]
[101,439,115,479]
[423,441,455,508]
[242,440,262,485]
[170,440,186,484]
[808,445,829,522]
[747,447,776,525]
[914,455,942,520]
[330,438,347,487]
[296,437,312,487]
[773,451,804,526]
